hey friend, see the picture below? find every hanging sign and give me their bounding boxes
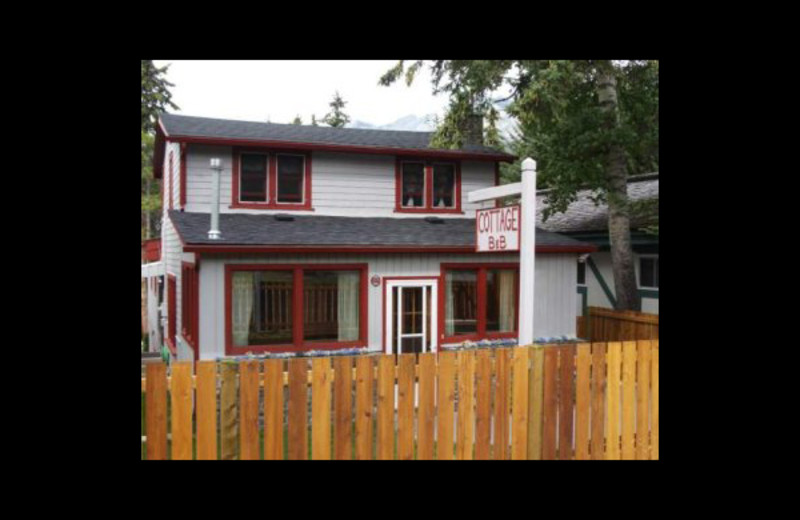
[476,205,521,252]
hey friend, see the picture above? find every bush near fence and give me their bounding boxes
[141,341,659,461]
[578,307,659,342]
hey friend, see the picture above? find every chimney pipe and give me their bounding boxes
[463,113,484,147]
[208,157,222,240]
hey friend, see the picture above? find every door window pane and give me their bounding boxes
[277,155,304,203]
[445,270,478,336]
[402,163,425,207]
[240,154,267,202]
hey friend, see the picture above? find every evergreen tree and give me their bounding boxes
[321,91,351,128]
[292,114,303,125]
[380,60,659,311]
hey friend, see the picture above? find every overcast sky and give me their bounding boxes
[152,60,453,126]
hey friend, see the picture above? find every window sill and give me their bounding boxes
[441,332,517,344]
[227,341,367,355]
[394,208,464,214]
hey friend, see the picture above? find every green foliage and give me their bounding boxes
[292,115,303,125]
[311,114,318,126]
[381,60,658,224]
[320,91,351,128]
[141,60,178,133]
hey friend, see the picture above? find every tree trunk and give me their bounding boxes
[597,65,640,311]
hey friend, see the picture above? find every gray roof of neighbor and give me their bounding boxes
[168,211,594,250]
[159,113,513,158]
[536,173,659,233]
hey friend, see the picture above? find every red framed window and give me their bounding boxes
[225,264,368,354]
[395,158,462,213]
[166,274,177,354]
[231,147,312,210]
[181,262,199,350]
[440,263,519,343]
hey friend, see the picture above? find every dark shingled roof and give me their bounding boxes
[536,173,659,233]
[159,113,513,158]
[168,211,594,251]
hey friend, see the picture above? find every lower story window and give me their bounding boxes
[639,257,659,288]
[228,265,365,352]
[443,265,518,341]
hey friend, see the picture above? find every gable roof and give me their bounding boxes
[154,113,514,178]
[536,173,658,234]
[168,211,596,253]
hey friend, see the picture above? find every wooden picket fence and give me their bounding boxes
[578,307,659,342]
[141,340,659,460]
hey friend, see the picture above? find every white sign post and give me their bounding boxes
[468,158,537,345]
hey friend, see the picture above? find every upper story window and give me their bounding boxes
[396,159,461,213]
[639,256,659,289]
[232,148,312,210]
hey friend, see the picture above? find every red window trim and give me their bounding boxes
[231,147,313,211]
[438,262,520,345]
[224,263,368,355]
[166,274,177,355]
[181,262,199,354]
[395,157,463,214]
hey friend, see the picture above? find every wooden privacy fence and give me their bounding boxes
[578,307,659,342]
[141,340,658,460]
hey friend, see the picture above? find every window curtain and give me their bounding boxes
[337,272,360,341]
[498,270,516,332]
[232,272,254,346]
[445,273,455,336]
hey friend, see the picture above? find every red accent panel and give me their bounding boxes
[181,262,199,355]
[224,263,369,356]
[179,143,187,209]
[166,274,177,355]
[184,244,597,254]
[141,238,161,262]
[169,134,515,162]
[168,151,174,211]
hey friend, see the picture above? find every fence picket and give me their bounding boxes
[575,344,591,460]
[417,353,436,460]
[557,345,574,460]
[354,356,374,460]
[542,346,558,460]
[493,348,511,460]
[220,363,238,460]
[196,361,217,460]
[511,346,529,460]
[376,354,394,460]
[437,351,456,460]
[528,346,545,460]
[590,343,606,460]
[651,340,659,460]
[622,341,637,460]
[397,354,416,460]
[474,349,492,460]
[145,363,167,460]
[311,357,332,460]
[606,342,622,460]
[263,359,284,460]
[636,340,652,460]
[239,360,260,460]
[456,351,475,460]
[334,356,353,460]
[288,358,308,460]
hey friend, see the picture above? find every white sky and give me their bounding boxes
[153,60,452,126]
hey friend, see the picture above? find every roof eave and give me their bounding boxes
[165,134,516,163]
[182,244,596,254]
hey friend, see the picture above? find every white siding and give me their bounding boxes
[197,252,578,360]
[183,145,498,218]
[586,252,659,315]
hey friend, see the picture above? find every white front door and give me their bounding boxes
[385,280,438,354]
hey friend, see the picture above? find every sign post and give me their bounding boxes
[467,157,537,345]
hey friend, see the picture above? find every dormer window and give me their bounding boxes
[232,148,312,210]
[396,158,461,213]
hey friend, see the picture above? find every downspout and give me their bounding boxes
[209,157,222,240]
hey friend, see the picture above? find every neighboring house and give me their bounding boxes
[536,173,659,315]
[146,113,596,361]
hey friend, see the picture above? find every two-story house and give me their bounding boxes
[148,113,596,361]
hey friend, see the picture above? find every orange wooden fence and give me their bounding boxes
[578,306,659,342]
[141,341,659,460]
